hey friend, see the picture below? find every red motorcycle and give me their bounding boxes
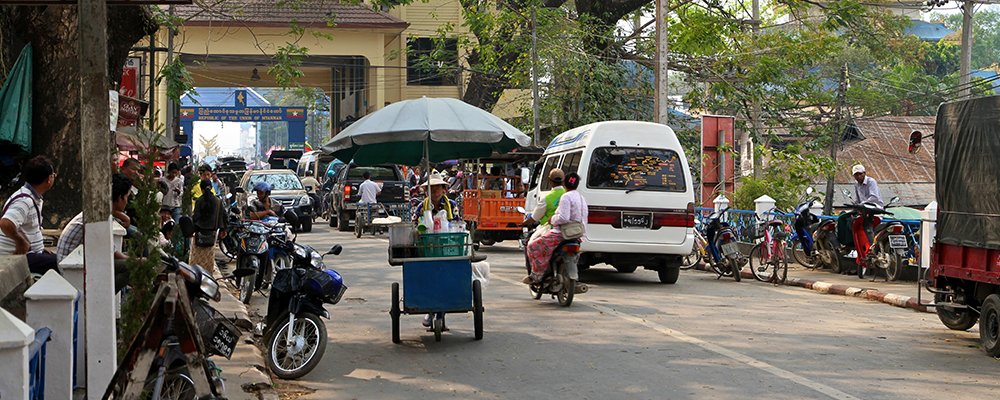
[840,192,907,281]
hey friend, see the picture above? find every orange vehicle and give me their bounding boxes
[460,153,540,245]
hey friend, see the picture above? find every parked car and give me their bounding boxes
[524,121,696,284]
[238,169,315,232]
[330,163,408,231]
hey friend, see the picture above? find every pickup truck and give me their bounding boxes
[329,163,408,231]
[921,95,1000,357]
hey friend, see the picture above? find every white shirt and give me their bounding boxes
[160,175,185,208]
[358,179,382,204]
[0,184,45,254]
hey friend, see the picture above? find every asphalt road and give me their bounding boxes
[244,223,1000,400]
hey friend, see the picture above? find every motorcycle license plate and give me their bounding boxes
[209,323,240,359]
[888,235,907,249]
[622,213,651,228]
[721,241,739,256]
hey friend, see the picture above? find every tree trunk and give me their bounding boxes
[0,5,157,227]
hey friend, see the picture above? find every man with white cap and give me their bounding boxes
[851,164,883,207]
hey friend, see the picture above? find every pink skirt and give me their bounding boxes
[526,230,563,281]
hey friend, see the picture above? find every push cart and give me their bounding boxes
[388,228,485,342]
[355,203,410,238]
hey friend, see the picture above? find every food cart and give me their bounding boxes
[321,97,531,342]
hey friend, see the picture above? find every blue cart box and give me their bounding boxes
[401,259,472,313]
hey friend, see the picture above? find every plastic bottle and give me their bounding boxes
[434,210,447,233]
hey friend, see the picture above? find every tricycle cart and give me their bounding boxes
[388,230,485,342]
[355,203,409,238]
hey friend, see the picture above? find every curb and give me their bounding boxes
[211,268,277,400]
[692,264,932,313]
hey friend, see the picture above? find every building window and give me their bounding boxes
[407,37,458,86]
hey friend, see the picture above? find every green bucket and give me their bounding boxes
[417,232,469,258]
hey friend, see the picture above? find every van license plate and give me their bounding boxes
[721,242,739,256]
[622,213,651,228]
[888,235,907,249]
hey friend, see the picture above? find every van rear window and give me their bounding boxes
[587,147,685,192]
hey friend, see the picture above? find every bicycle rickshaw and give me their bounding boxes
[321,97,531,343]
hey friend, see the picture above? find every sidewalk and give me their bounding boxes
[693,262,935,314]
[211,259,277,400]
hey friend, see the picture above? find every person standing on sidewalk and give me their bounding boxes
[160,162,184,223]
[190,179,225,273]
[0,156,59,275]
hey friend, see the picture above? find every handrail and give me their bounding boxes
[28,327,52,400]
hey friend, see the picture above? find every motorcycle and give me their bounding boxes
[517,207,587,306]
[823,191,906,281]
[262,211,346,379]
[218,200,242,261]
[791,187,822,269]
[706,207,746,282]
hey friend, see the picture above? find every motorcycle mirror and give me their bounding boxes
[282,210,299,225]
[515,206,527,214]
[225,193,233,200]
[520,168,530,185]
[805,187,814,195]
[179,216,196,238]
[841,189,852,199]
[908,130,923,154]
[889,196,900,206]
[326,244,343,256]
[233,187,246,194]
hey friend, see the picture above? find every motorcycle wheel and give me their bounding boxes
[433,317,444,342]
[711,257,731,277]
[265,312,327,380]
[792,240,819,269]
[219,236,238,260]
[557,276,575,307]
[730,257,742,282]
[143,371,195,400]
[239,258,256,305]
[749,244,773,282]
[875,239,903,281]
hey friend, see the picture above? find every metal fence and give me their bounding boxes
[28,327,52,400]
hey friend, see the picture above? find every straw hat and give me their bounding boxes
[426,172,448,187]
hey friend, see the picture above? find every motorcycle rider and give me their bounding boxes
[248,181,278,220]
[519,168,566,244]
[851,164,883,207]
[523,172,588,284]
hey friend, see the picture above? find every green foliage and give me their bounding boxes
[731,147,835,211]
[157,58,197,103]
[940,9,1000,70]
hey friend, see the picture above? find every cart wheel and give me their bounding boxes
[355,219,363,238]
[391,282,401,344]
[473,280,484,340]
[433,317,443,342]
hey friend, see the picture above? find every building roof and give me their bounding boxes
[904,20,954,42]
[829,116,936,206]
[174,0,408,29]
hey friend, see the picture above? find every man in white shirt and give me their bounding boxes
[358,171,382,204]
[0,156,59,274]
[159,162,185,222]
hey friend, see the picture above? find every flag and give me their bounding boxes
[304,140,313,152]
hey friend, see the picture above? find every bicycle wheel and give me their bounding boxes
[749,244,774,282]
[773,243,789,284]
[680,242,702,270]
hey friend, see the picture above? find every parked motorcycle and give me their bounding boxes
[218,200,242,261]
[706,207,746,282]
[791,187,821,269]
[825,191,906,281]
[262,212,346,379]
[517,207,588,306]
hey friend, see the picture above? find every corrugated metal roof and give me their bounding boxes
[175,0,408,29]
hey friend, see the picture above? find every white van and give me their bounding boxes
[525,121,695,283]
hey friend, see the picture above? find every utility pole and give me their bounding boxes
[654,0,669,125]
[166,5,176,137]
[750,0,762,178]
[959,0,974,99]
[80,0,116,396]
[823,63,848,216]
[530,5,541,147]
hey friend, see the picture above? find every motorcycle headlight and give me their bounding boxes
[299,194,312,206]
[200,276,221,302]
[310,250,324,268]
[293,244,309,259]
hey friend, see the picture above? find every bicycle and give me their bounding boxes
[749,208,790,284]
[681,219,709,270]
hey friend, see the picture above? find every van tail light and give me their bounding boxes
[890,225,904,234]
[562,243,581,254]
[720,231,733,241]
[343,185,351,200]
[589,210,620,226]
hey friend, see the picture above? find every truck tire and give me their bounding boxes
[979,294,1000,357]
[329,212,337,227]
[935,293,978,331]
[337,211,352,232]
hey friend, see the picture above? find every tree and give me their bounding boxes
[0,5,157,225]
[941,9,1000,70]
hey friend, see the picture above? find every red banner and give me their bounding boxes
[701,115,736,207]
[119,57,140,98]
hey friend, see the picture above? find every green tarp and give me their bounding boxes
[0,44,32,154]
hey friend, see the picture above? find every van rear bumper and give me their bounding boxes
[579,234,693,269]
[583,233,693,255]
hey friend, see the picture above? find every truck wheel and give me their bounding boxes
[935,293,978,331]
[658,267,680,284]
[337,211,352,232]
[329,212,338,227]
[301,218,312,233]
[614,265,637,273]
[979,294,1000,357]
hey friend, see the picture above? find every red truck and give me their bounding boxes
[919,95,1000,357]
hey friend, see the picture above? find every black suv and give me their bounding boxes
[329,164,408,231]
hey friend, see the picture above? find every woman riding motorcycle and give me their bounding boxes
[523,172,588,284]
[520,168,566,245]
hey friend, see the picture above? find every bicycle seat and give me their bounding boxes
[766,220,785,227]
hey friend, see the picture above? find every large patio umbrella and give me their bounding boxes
[321,97,531,167]
[0,44,32,154]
